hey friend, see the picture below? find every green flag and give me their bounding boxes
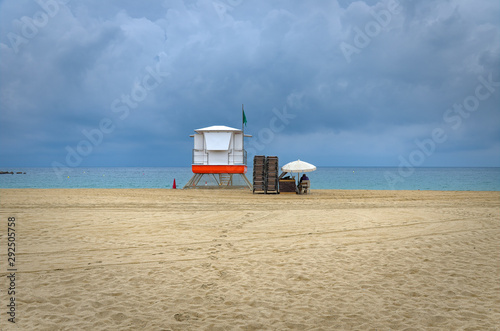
[243,110,247,127]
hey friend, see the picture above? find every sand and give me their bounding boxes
[0,188,499,330]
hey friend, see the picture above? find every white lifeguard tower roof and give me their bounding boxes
[195,125,242,133]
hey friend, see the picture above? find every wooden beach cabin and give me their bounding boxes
[183,125,252,189]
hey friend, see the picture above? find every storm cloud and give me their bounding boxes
[1,0,499,168]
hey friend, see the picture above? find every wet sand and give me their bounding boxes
[0,189,499,330]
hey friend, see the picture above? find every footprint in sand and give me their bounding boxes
[201,282,217,289]
[174,313,190,321]
[174,312,200,321]
[206,295,225,304]
[111,312,128,323]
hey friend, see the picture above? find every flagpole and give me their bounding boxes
[242,104,245,165]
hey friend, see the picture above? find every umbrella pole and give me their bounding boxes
[297,172,301,193]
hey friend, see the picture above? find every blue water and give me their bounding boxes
[0,167,499,191]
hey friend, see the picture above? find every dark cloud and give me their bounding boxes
[0,0,499,167]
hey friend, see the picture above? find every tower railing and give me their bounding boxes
[192,149,208,164]
[192,149,247,165]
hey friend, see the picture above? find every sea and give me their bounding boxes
[0,167,499,191]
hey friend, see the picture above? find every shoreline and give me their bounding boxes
[1,187,499,192]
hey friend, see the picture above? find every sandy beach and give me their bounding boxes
[0,189,499,330]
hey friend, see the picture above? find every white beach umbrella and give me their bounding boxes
[281,159,317,173]
[281,159,316,192]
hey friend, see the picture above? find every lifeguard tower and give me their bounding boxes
[183,125,252,189]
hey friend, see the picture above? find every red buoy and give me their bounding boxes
[173,178,176,189]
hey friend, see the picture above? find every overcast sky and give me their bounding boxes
[1,0,499,168]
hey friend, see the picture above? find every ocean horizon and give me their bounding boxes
[0,166,499,191]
